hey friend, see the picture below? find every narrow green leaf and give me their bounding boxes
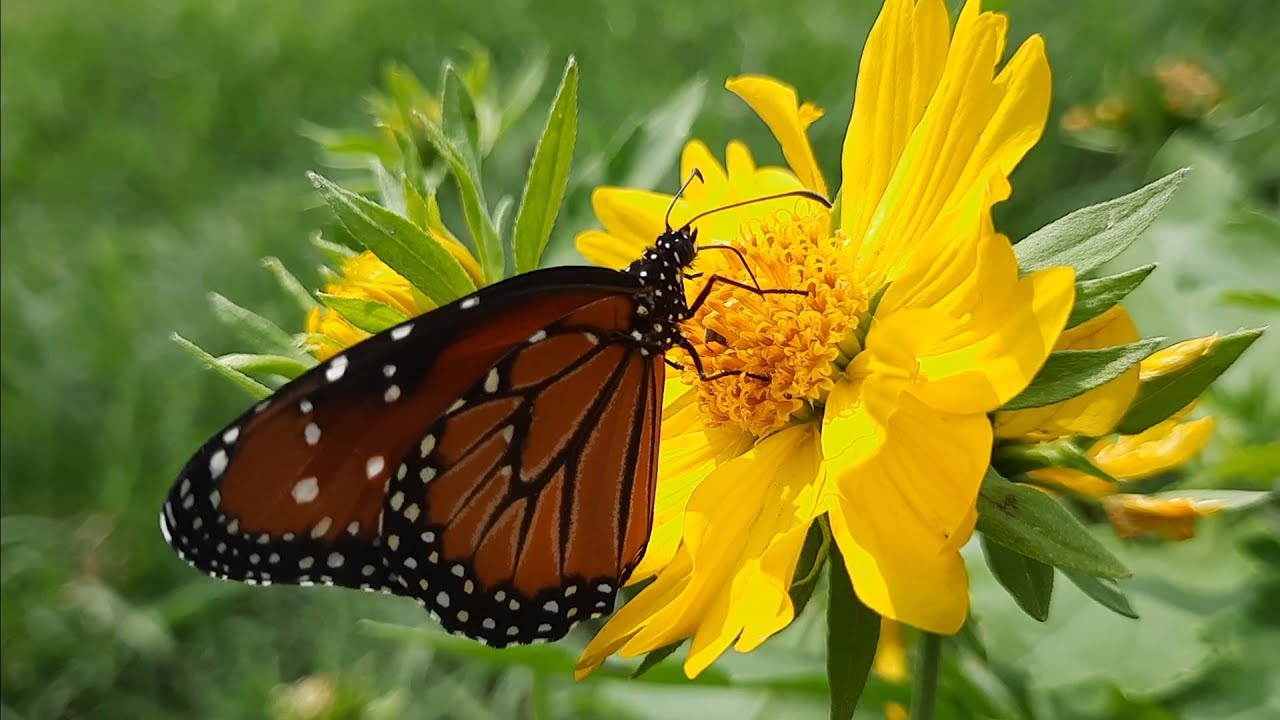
[1068,264,1156,327]
[620,78,707,190]
[1115,328,1265,434]
[207,292,304,358]
[172,334,271,399]
[403,175,431,231]
[316,293,409,334]
[977,470,1131,578]
[632,640,685,679]
[442,65,482,168]
[308,171,475,304]
[492,196,514,243]
[1016,169,1188,275]
[513,57,578,273]
[827,545,880,720]
[981,535,1054,622]
[1220,290,1280,311]
[413,112,504,282]
[310,231,356,265]
[261,257,317,312]
[499,53,550,137]
[217,353,313,381]
[1062,570,1139,619]
[1002,338,1163,410]
[991,438,1117,486]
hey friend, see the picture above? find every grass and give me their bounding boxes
[2,0,1277,717]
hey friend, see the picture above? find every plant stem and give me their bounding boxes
[910,632,943,720]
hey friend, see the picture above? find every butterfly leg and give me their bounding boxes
[667,335,769,383]
[686,273,807,316]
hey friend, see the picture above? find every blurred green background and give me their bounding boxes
[2,0,1277,718]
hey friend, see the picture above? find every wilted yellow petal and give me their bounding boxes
[1025,466,1117,499]
[1140,334,1218,380]
[1103,494,1225,541]
[1091,416,1215,480]
[995,306,1141,440]
[725,76,828,196]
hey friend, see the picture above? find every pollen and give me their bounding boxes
[679,210,868,436]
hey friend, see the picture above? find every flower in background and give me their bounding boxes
[575,0,1074,678]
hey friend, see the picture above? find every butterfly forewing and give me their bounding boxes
[161,268,645,597]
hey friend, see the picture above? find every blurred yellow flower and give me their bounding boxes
[1103,494,1226,541]
[575,0,1074,678]
[305,251,430,360]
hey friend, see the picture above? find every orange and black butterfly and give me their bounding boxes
[160,172,829,646]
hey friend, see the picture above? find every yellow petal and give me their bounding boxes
[579,425,824,679]
[873,620,908,682]
[1090,416,1215,481]
[1103,494,1225,541]
[725,75,828,196]
[574,230,639,270]
[824,390,988,633]
[994,306,1141,440]
[590,187,674,249]
[1025,466,1117,499]
[841,0,950,242]
[1140,334,1218,380]
[883,230,1075,415]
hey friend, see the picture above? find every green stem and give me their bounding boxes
[910,632,943,720]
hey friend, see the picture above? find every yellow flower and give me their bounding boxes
[574,0,1073,678]
[305,251,430,359]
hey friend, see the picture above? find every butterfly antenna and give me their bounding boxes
[665,168,705,231]
[678,189,831,230]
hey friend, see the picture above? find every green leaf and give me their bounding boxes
[1002,338,1163,410]
[826,545,880,720]
[1062,570,1139,619]
[316,293,409,334]
[981,535,1055,621]
[311,231,356,265]
[413,112,504,282]
[619,78,707,190]
[172,334,271,399]
[260,257,317,312]
[991,437,1117,486]
[977,470,1131,578]
[499,53,549,137]
[1115,328,1265,434]
[513,57,578,274]
[207,292,305,358]
[216,353,313,381]
[1068,264,1156,327]
[1219,289,1280,311]
[308,171,475,304]
[632,640,684,679]
[1016,169,1188,275]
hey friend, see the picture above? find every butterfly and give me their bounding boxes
[160,170,830,647]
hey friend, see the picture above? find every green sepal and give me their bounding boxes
[631,640,685,680]
[172,333,271,399]
[207,292,307,359]
[311,231,356,265]
[977,469,1131,579]
[216,353,313,381]
[1016,169,1187,275]
[513,57,578,274]
[308,171,476,305]
[316,293,409,334]
[981,535,1055,622]
[260,257,317,312]
[991,438,1117,486]
[788,517,831,617]
[1067,264,1156,328]
[826,544,880,720]
[1114,328,1265,434]
[1002,338,1163,410]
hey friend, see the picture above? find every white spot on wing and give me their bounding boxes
[390,324,413,341]
[311,516,332,538]
[384,385,401,403]
[222,427,239,444]
[325,355,349,382]
[304,423,321,446]
[483,368,499,393]
[460,296,479,309]
[419,435,436,457]
[528,329,547,343]
[366,455,385,479]
[209,450,228,478]
[292,477,319,504]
